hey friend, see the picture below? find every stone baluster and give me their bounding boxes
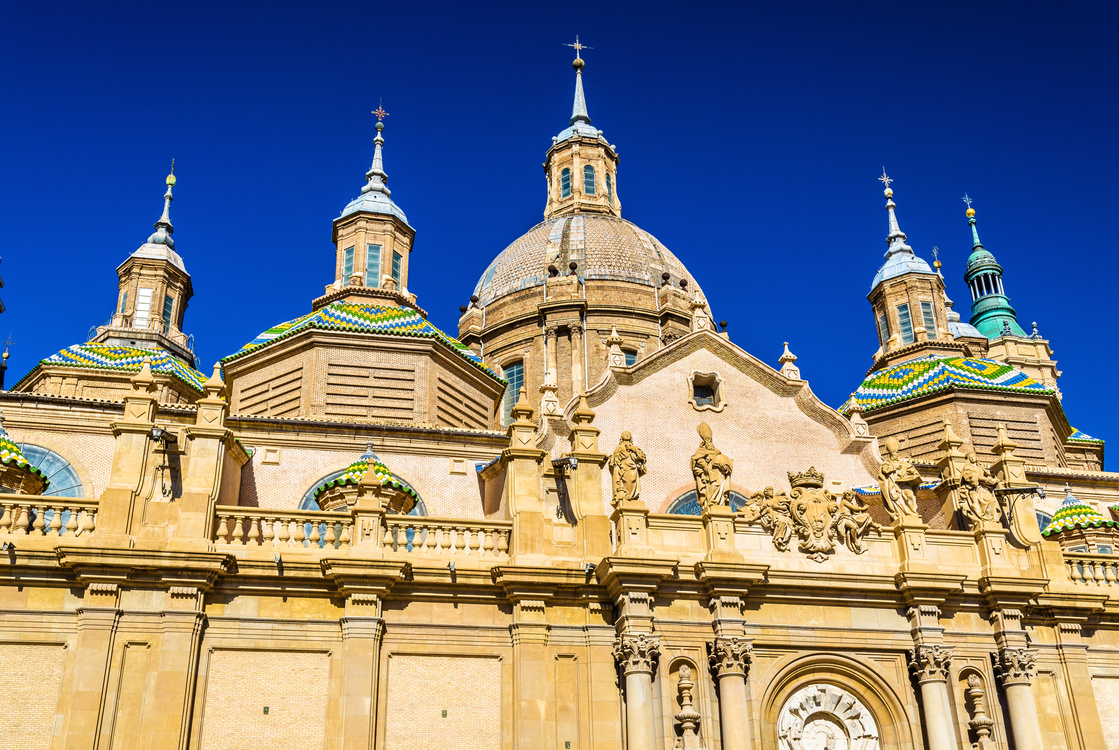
[32,508,46,536]
[231,516,245,545]
[294,519,306,547]
[674,665,704,750]
[12,506,27,535]
[614,633,661,750]
[215,515,229,544]
[324,521,337,548]
[497,530,509,557]
[995,647,1044,750]
[964,674,997,749]
[66,508,79,536]
[83,508,97,536]
[483,528,494,557]
[247,516,260,546]
[47,509,62,537]
[710,637,754,749]
[0,503,11,534]
[309,521,321,548]
[908,645,959,750]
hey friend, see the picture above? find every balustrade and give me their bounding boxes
[214,507,354,550]
[1065,553,1119,585]
[0,497,98,538]
[381,516,511,558]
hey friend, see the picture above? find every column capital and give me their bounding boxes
[544,324,559,340]
[708,636,753,678]
[569,322,585,337]
[908,644,953,684]
[614,632,661,676]
[994,647,1037,687]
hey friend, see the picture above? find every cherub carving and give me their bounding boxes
[743,487,794,551]
[691,422,733,509]
[609,431,647,505]
[878,437,922,521]
[836,490,879,554]
[959,451,1001,527]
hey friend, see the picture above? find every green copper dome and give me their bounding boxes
[963,208,1026,338]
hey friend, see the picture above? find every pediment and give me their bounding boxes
[574,330,882,513]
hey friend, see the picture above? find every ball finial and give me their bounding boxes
[166,174,176,187]
[883,187,893,198]
[573,56,584,71]
[966,207,976,218]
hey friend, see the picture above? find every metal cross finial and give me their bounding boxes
[932,246,940,263]
[565,35,592,58]
[170,158,175,175]
[878,168,892,189]
[962,193,973,209]
[372,100,389,122]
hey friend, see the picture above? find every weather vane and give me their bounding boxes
[962,193,973,209]
[878,168,892,190]
[372,99,389,122]
[565,35,592,59]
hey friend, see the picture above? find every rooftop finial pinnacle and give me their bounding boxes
[880,168,909,253]
[362,102,391,197]
[566,37,592,125]
[146,164,176,248]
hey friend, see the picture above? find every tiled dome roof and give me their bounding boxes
[0,432,49,490]
[22,343,206,392]
[224,302,499,379]
[312,445,418,515]
[1069,428,1104,445]
[845,355,1053,414]
[471,215,704,307]
[1042,486,1116,535]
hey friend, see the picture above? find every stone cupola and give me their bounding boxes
[963,201,1027,338]
[324,107,417,310]
[93,164,195,365]
[542,44,621,220]
[866,172,955,368]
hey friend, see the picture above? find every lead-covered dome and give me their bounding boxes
[471,215,705,307]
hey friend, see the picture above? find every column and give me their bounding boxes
[569,323,585,396]
[614,633,660,750]
[995,647,1044,750]
[908,645,959,750]
[59,585,122,750]
[339,616,384,750]
[544,324,559,382]
[710,637,754,750]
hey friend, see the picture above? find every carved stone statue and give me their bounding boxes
[959,451,1002,527]
[836,490,879,554]
[743,487,794,551]
[609,432,647,505]
[878,436,922,521]
[691,422,733,509]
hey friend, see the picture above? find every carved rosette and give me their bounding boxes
[708,637,753,678]
[994,647,1037,687]
[908,644,953,684]
[614,633,661,676]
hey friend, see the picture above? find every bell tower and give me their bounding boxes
[542,39,621,220]
[323,105,417,309]
[92,164,195,365]
[865,172,955,368]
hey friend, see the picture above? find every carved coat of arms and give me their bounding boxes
[743,467,878,562]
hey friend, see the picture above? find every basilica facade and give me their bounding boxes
[0,49,1117,750]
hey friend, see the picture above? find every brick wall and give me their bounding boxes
[199,649,330,750]
[0,643,66,750]
[385,654,501,750]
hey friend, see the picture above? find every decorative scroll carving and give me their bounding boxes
[777,683,880,750]
[674,665,706,750]
[963,674,996,747]
[878,437,921,521]
[691,422,733,509]
[908,644,953,683]
[959,452,1002,527]
[614,633,661,676]
[708,637,752,677]
[741,470,879,562]
[994,647,1037,687]
[609,432,647,506]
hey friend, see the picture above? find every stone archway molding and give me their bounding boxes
[758,651,919,750]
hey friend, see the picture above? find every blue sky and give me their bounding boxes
[2,1,1116,467]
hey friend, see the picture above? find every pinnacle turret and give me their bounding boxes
[961,198,1026,338]
[146,162,176,249]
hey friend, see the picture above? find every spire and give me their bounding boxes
[879,169,910,256]
[146,162,176,249]
[567,36,591,125]
[362,105,391,198]
[961,198,1026,338]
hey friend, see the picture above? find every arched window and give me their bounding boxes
[583,165,596,195]
[560,168,571,198]
[501,360,525,426]
[606,172,613,204]
[16,444,83,497]
[667,490,747,515]
[299,468,426,515]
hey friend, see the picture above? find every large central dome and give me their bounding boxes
[471,215,704,307]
